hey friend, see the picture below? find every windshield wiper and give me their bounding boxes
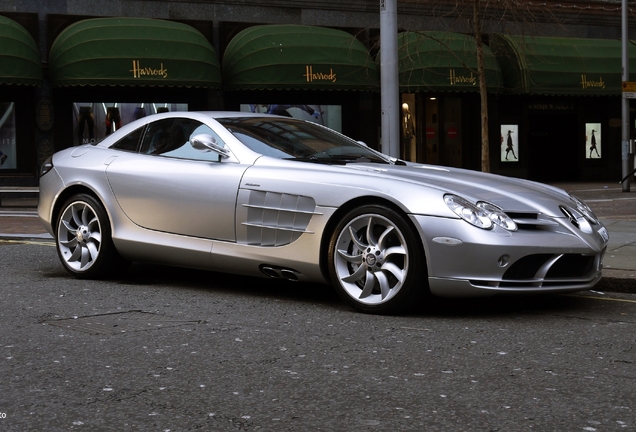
[323,154,389,164]
[285,156,332,164]
[285,154,389,165]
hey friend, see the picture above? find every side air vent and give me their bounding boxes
[242,190,322,247]
[509,212,559,231]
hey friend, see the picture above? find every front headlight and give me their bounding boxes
[444,194,517,231]
[477,201,518,231]
[570,195,600,225]
[444,195,492,229]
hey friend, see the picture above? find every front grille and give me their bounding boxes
[502,254,553,279]
[503,253,595,280]
[546,254,595,278]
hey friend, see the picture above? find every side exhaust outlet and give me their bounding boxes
[259,265,300,281]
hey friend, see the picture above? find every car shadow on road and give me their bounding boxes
[40,261,607,318]
[113,263,600,317]
[115,262,346,307]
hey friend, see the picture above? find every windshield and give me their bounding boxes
[216,117,389,164]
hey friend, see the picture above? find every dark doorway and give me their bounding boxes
[528,112,579,181]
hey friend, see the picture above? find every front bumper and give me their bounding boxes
[411,214,607,298]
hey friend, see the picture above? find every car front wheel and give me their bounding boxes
[56,193,128,279]
[327,205,427,314]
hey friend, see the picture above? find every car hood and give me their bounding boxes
[342,162,575,216]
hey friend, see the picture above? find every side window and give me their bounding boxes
[140,118,178,155]
[140,118,226,162]
[110,126,145,152]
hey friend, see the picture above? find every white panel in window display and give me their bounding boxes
[585,123,601,159]
[500,124,518,162]
[0,103,16,169]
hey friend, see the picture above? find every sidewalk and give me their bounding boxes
[1,185,635,289]
[0,208,51,239]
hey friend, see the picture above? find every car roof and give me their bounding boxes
[196,111,282,119]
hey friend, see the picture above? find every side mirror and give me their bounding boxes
[190,134,230,158]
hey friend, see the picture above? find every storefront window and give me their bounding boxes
[73,102,188,146]
[0,102,16,169]
[585,123,601,159]
[239,104,342,132]
[500,124,519,162]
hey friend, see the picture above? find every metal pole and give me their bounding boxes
[380,0,399,158]
[622,0,631,192]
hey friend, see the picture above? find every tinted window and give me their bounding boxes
[140,118,226,162]
[110,126,144,152]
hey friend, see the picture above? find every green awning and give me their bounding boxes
[489,34,636,95]
[0,15,42,86]
[397,31,503,93]
[49,17,221,88]
[222,25,379,91]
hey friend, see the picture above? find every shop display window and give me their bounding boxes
[0,102,17,169]
[240,104,342,132]
[73,103,188,146]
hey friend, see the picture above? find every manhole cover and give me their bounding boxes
[43,310,201,335]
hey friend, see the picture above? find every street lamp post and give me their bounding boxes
[622,0,632,192]
[380,0,399,158]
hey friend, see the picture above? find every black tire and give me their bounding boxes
[327,204,428,314]
[55,193,130,279]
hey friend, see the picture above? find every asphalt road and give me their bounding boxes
[1,242,635,431]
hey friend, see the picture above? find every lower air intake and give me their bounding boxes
[503,254,595,280]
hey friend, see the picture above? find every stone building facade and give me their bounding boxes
[0,0,633,184]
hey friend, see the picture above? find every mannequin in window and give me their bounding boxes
[133,106,146,120]
[402,103,416,161]
[106,107,122,135]
[77,106,94,145]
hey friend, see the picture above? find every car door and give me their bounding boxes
[105,117,248,241]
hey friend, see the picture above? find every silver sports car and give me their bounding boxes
[38,111,609,314]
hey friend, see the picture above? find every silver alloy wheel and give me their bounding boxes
[333,214,408,306]
[57,200,102,272]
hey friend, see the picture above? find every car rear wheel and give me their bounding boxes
[56,193,129,279]
[327,205,427,314]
